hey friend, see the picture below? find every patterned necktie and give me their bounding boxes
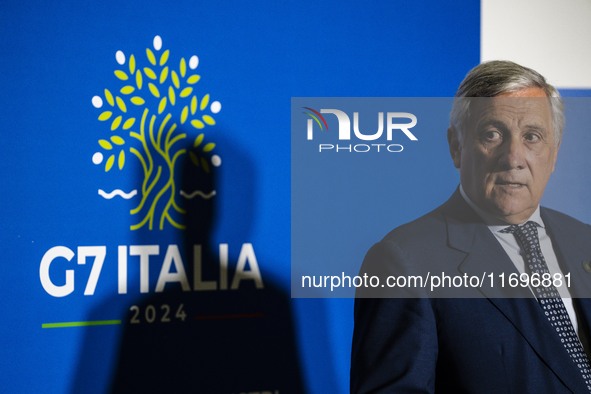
[502,221,591,391]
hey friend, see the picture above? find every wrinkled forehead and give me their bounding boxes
[465,96,553,131]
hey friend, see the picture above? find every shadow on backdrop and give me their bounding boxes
[72,131,306,393]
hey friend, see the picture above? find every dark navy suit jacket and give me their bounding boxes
[351,190,591,393]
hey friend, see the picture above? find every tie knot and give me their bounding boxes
[501,221,540,253]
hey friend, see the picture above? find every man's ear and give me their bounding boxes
[447,127,461,169]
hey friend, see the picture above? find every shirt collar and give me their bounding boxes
[459,185,544,230]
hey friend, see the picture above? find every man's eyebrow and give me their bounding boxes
[476,117,548,132]
[523,123,546,131]
[476,118,507,130]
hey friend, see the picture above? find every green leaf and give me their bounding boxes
[120,85,135,95]
[116,96,127,113]
[171,71,180,89]
[123,118,136,130]
[129,54,136,74]
[111,135,125,145]
[189,151,199,166]
[191,96,197,115]
[203,142,215,152]
[130,96,145,105]
[148,83,160,98]
[136,70,143,89]
[111,115,122,131]
[104,89,114,106]
[179,58,186,77]
[114,70,129,81]
[118,150,125,169]
[202,115,215,126]
[191,119,204,129]
[200,94,210,111]
[99,139,113,150]
[105,154,115,172]
[146,48,156,66]
[159,49,170,66]
[98,111,112,121]
[143,67,157,80]
[180,106,188,124]
[201,157,210,173]
[168,86,176,106]
[158,97,167,114]
[160,66,169,84]
[187,75,201,84]
[180,87,193,98]
[194,133,204,147]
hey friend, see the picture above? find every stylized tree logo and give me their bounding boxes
[91,35,221,231]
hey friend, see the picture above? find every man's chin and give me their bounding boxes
[488,202,536,224]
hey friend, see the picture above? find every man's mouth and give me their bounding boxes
[496,180,525,188]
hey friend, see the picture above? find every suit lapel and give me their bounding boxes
[542,209,591,299]
[442,191,589,392]
[442,190,530,298]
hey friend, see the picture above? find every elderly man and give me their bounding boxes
[351,61,591,393]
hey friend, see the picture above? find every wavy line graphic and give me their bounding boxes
[180,190,217,199]
[98,189,138,199]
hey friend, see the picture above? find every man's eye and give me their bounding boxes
[524,133,541,143]
[482,130,502,142]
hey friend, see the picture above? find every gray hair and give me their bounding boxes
[450,60,564,145]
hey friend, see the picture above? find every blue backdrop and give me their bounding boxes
[1,1,480,393]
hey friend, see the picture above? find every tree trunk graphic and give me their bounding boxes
[130,109,187,230]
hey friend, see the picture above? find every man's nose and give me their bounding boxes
[499,136,526,169]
